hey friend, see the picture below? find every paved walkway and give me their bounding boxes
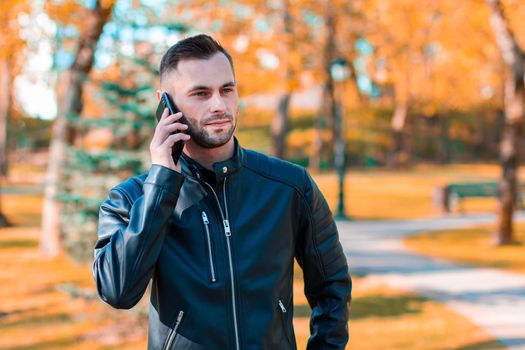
[338,212,525,350]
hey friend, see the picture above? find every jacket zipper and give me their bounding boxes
[201,211,217,282]
[278,299,294,349]
[278,299,287,313]
[200,177,240,350]
[164,310,184,350]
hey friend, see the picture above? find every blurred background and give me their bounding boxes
[1,0,524,349]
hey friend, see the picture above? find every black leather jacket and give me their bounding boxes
[93,141,351,350]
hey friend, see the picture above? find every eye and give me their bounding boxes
[222,87,234,94]
[192,91,209,97]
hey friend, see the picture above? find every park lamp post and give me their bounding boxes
[330,58,350,221]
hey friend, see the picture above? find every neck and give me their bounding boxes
[183,137,235,170]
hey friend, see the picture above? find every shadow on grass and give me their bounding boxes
[350,294,427,320]
[0,306,42,320]
[0,307,44,320]
[0,239,38,249]
[293,294,426,320]
[0,313,72,329]
[294,304,312,318]
[0,336,78,350]
[1,213,41,228]
[350,271,368,278]
[443,339,509,350]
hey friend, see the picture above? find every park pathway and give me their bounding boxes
[338,212,525,350]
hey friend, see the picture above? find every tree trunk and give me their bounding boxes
[325,0,337,167]
[311,0,337,170]
[0,58,8,177]
[388,100,408,167]
[438,115,450,164]
[486,0,525,245]
[310,115,323,170]
[271,0,292,159]
[0,58,10,227]
[41,1,113,257]
[495,78,524,245]
[272,94,290,159]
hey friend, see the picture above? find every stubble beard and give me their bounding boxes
[185,113,236,149]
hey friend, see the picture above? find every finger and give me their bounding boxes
[152,110,185,148]
[160,107,169,120]
[159,111,184,125]
[153,123,188,146]
[162,132,191,148]
[152,114,185,145]
[164,122,189,133]
[151,127,186,149]
[151,116,173,147]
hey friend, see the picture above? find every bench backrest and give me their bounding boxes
[447,182,499,198]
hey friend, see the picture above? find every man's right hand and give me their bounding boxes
[150,108,190,173]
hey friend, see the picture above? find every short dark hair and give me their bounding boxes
[159,34,234,83]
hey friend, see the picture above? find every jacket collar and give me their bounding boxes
[180,137,243,182]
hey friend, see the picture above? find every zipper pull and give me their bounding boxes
[201,211,209,224]
[223,219,231,236]
[278,300,287,313]
[176,310,184,324]
[173,310,184,332]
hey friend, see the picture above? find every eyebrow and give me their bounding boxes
[187,81,237,93]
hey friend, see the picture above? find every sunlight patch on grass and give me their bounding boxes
[343,278,505,350]
[0,239,38,249]
[291,267,503,350]
[1,194,43,227]
[314,163,518,220]
[404,224,525,273]
[0,172,513,349]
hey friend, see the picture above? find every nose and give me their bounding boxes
[209,92,226,114]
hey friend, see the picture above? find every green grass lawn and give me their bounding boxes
[0,192,506,349]
[1,162,516,349]
[294,274,505,350]
[7,155,517,221]
[314,163,518,220]
[404,224,525,273]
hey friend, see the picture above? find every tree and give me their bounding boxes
[311,0,337,170]
[271,0,293,159]
[309,0,362,170]
[362,0,439,166]
[166,0,345,161]
[0,0,30,227]
[41,0,115,257]
[57,1,190,261]
[485,0,525,245]
[362,0,502,166]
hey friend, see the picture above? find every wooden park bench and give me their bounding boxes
[433,182,525,213]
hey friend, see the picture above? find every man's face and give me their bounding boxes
[161,52,238,149]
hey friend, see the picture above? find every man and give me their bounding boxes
[93,34,351,350]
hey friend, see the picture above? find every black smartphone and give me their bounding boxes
[155,92,186,164]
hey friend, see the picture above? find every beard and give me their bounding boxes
[184,112,236,149]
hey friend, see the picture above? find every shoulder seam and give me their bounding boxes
[111,186,134,208]
[242,162,327,278]
[112,175,146,206]
[242,162,304,196]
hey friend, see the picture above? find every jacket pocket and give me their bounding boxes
[164,310,184,350]
[201,211,217,283]
[278,299,295,349]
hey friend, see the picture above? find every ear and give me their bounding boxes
[156,89,163,102]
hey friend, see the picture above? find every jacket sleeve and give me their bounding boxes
[92,165,184,309]
[295,170,351,350]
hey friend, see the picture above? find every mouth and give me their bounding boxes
[206,119,231,126]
